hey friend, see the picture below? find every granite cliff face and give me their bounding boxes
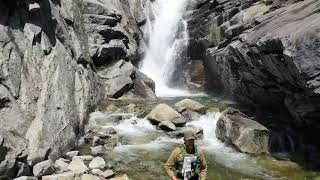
[0,0,100,177]
[188,0,320,128]
[0,0,154,178]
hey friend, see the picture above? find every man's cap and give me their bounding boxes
[184,130,196,140]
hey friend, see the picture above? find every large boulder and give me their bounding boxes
[175,99,207,114]
[215,108,270,154]
[147,104,186,126]
[99,60,156,99]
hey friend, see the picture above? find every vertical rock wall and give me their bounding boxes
[0,0,100,177]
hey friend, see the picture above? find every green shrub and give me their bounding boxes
[211,26,221,45]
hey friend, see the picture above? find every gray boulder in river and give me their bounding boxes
[216,108,270,154]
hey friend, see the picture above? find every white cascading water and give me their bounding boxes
[140,0,193,97]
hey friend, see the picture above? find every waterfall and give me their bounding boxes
[140,0,192,97]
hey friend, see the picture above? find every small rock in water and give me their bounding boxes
[33,160,55,177]
[100,127,117,135]
[68,158,88,173]
[104,136,118,150]
[89,157,106,170]
[106,104,119,112]
[72,155,94,161]
[66,151,79,158]
[91,145,106,156]
[147,104,182,124]
[100,169,115,179]
[175,99,207,114]
[181,110,201,121]
[92,136,105,147]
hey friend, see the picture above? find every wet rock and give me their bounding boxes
[66,151,79,158]
[100,169,115,179]
[54,158,70,173]
[159,121,176,131]
[106,104,119,112]
[81,174,100,180]
[168,125,203,139]
[99,127,117,136]
[181,110,201,121]
[216,108,270,154]
[72,156,94,162]
[92,136,105,147]
[89,157,106,170]
[175,99,207,114]
[14,176,38,180]
[90,145,106,156]
[42,171,81,180]
[32,160,55,177]
[147,104,184,125]
[68,158,88,173]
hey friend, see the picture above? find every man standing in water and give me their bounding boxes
[165,131,207,180]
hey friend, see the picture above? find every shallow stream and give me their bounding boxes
[79,95,320,180]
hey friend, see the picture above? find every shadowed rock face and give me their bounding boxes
[0,0,100,178]
[188,0,320,127]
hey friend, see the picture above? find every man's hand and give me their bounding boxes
[171,176,179,180]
